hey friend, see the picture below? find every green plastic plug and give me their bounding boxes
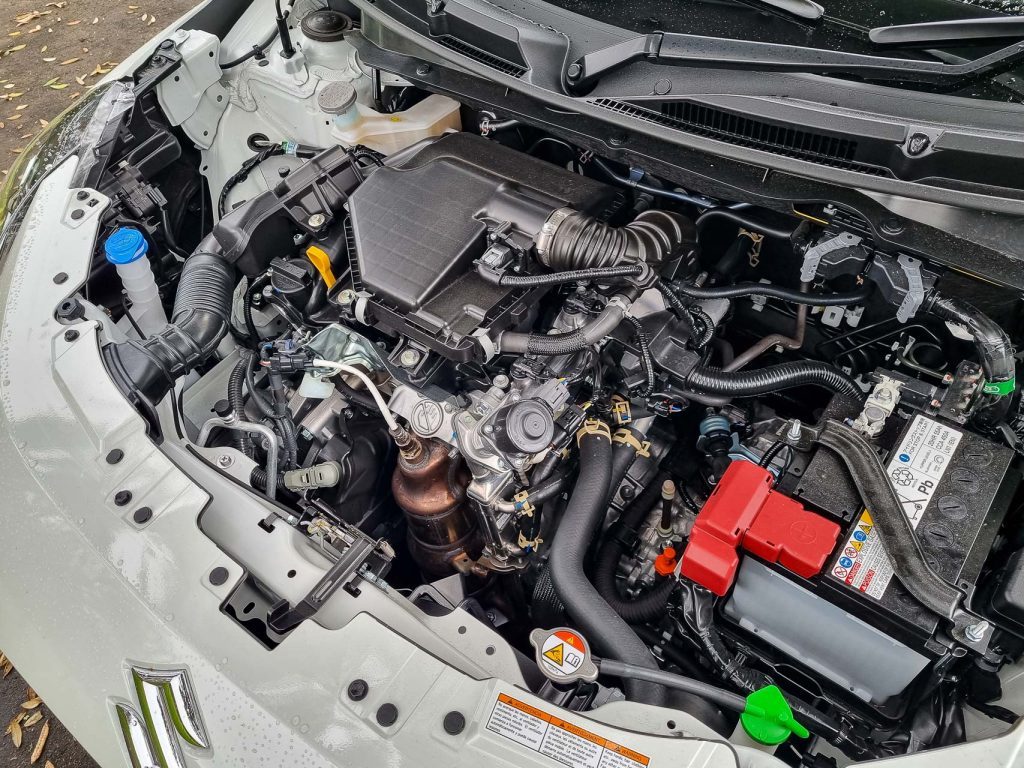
[740,685,810,746]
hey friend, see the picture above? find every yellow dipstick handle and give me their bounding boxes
[306,245,337,290]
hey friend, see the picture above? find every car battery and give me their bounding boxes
[792,412,1018,649]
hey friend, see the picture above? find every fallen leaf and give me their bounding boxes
[0,652,6,666]
[8,114,22,120]
[141,13,148,22]
[7,44,27,52]
[30,720,48,763]
[22,697,42,709]
[5,711,25,734]
[92,17,99,24]
[3,660,14,676]
[10,719,22,748]
[23,712,42,728]
[42,57,56,62]
[48,83,68,90]
[148,16,156,26]
[46,762,55,768]
[15,104,27,110]
[40,45,47,52]
[38,119,48,127]
[65,20,81,26]
[43,77,59,86]
[10,148,23,154]
[74,75,85,85]
[68,92,79,99]
[59,57,79,65]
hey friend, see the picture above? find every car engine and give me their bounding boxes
[64,9,1024,765]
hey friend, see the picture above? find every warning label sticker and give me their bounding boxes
[486,693,650,768]
[539,630,588,679]
[830,415,962,599]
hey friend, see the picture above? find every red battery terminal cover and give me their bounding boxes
[680,461,841,595]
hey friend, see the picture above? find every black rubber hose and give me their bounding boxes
[609,425,645,499]
[105,235,235,403]
[498,294,632,356]
[221,28,278,69]
[695,207,797,240]
[594,472,676,624]
[632,626,711,682]
[481,264,645,288]
[548,427,665,705]
[686,361,863,402]
[670,279,872,307]
[244,351,276,420]
[924,290,1016,426]
[539,209,696,271]
[531,565,566,629]
[228,355,255,458]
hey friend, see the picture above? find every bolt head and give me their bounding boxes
[399,349,421,368]
[114,490,133,507]
[965,620,990,643]
[307,212,327,229]
[64,329,80,342]
[416,63,431,76]
[337,289,356,305]
[217,454,234,468]
[566,62,582,80]
[348,679,369,701]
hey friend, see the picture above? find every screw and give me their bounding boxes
[114,490,133,506]
[483,424,494,435]
[965,620,990,643]
[64,329,79,342]
[337,289,356,305]
[492,374,510,389]
[907,132,930,156]
[443,711,466,735]
[308,213,327,228]
[209,567,230,586]
[566,62,582,80]
[608,132,628,147]
[106,449,124,465]
[348,679,369,701]
[786,419,802,441]
[133,507,153,524]
[416,63,431,76]
[880,218,904,236]
[399,349,421,368]
[217,454,234,468]
[53,272,68,284]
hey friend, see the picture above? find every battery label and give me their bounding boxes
[830,415,962,598]
[486,693,650,768]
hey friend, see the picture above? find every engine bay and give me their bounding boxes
[59,4,1024,764]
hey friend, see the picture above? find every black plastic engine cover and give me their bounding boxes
[346,133,617,360]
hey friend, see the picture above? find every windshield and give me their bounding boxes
[545,0,1024,102]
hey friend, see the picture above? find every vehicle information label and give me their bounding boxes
[486,693,650,768]
[830,415,962,599]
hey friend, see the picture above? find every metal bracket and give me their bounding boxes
[800,232,862,283]
[896,255,925,322]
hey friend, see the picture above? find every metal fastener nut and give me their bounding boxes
[347,679,369,701]
[399,349,421,368]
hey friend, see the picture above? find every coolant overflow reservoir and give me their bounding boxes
[318,82,461,155]
[104,227,167,337]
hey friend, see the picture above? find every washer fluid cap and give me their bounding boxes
[318,81,358,116]
[104,227,149,265]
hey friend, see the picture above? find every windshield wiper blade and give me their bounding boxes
[744,0,824,21]
[566,32,1024,92]
[870,16,1024,46]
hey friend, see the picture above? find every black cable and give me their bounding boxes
[624,315,655,398]
[483,264,645,288]
[120,296,146,339]
[686,361,863,402]
[159,207,189,261]
[759,440,788,469]
[670,279,872,307]
[695,207,797,240]
[218,145,285,217]
[221,28,278,69]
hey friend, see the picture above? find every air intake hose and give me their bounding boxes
[536,208,696,271]
[105,234,235,403]
[923,290,1016,426]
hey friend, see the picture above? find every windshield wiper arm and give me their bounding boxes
[870,16,1024,46]
[566,32,1024,92]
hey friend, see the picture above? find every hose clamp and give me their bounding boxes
[613,428,651,458]
[535,207,575,264]
[576,419,611,445]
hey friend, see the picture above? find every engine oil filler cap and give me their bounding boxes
[529,627,598,685]
[104,227,149,264]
